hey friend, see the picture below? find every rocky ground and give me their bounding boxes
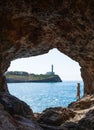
[0,93,43,130]
[0,93,94,130]
[34,95,94,130]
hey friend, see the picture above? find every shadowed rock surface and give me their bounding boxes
[39,122,84,130]
[0,93,34,119]
[0,93,43,130]
[1,0,94,129]
[37,96,94,130]
[79,109,94,130]
[37,107,75,126]
[68,95,94,110]
[1,0,94,95]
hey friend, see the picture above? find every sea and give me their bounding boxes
[8,81,84,113]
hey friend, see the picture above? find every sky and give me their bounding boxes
[8,48,82,81]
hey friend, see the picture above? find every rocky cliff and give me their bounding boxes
[1,0,94,129]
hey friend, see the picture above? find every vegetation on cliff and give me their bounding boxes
[5,71,62,83]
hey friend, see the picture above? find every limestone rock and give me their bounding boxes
[39,121,84,130]
[1,0,94,129]
[38,97,94,130]
[37,107,75,126]
[0,101,43,130]
[0,0,94,94]
[0,93,34,120]
[79,109,94,130]
[59,122,85,130]
[68,95,94,110]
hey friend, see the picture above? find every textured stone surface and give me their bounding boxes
[37,107,75,126]
[0,93,34,119]
[39,122,84,130]
[37,98,94,130]
[79,109,94,130]
[59,122,85,130]
[1,1,94,129]
[0,95,43,130]
[68,95,94,110]
[1,0,94,94]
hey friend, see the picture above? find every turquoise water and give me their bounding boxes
[8,81,84,112]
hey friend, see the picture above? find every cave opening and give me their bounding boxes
[7,48,82,81]
[1,1,94,129]
[6,48,83,112]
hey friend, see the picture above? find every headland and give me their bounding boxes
[5,71,62,83]
[6,65,62,83]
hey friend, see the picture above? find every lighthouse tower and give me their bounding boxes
[51,64,54,73]
[46,64,55,75]
[51,64,55,75]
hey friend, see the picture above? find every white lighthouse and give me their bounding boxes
[51,64,54,73]
[46,64,55,75]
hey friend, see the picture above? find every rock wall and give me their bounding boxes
[1,1,94,94]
